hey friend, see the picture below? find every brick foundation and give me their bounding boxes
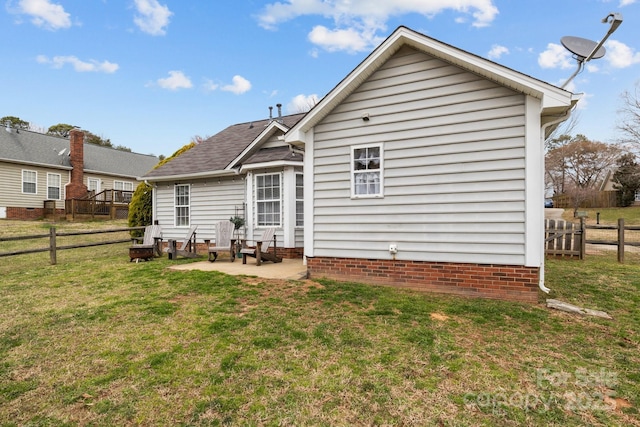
[307,257,540,303]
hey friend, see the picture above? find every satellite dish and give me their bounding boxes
[57,148,67,156]
[561,36,606,60]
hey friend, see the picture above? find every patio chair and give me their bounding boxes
[208,220,236,262]
[165,225,199,259]
[240,228,282,266]
[129,224,162,262]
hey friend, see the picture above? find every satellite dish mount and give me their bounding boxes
[560,12,623,89]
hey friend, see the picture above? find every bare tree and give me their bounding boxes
[616,81,640,153]
[545,134,621,211]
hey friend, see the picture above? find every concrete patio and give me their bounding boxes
[169,258,308,280]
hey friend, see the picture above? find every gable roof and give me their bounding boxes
[0,128,158,178]
[143,113,305,181]
[285,26,580,145]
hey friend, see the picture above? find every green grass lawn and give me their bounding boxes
[0,220,638,426]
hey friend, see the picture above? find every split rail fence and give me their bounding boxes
[545,218,640,263]
[0,226,144,265]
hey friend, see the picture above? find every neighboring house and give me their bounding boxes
[148,26,578,302]
[600,169,640,206]
[142,109,306,258]
[0,127,158,219]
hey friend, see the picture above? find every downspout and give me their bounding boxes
[538,109,574,293]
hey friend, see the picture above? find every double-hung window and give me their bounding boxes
[351,144,383,197]
[114,180,133,191]
[174,184,190,226]
[47,173,61,200]
[22,170,37,194]
[256,173,281,227]
[295,173,304,227]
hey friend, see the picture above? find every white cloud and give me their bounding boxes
[308,26,380,53]
[202,79,219,92]
[619,0,636,6]
[538,43,574,69]
[487,44,509,60]
[604,39,640,68]
[15,0,71,30]
[287,94,320,113]
[36,55,119,73]
[258,0,499,53]
[133,0,172,36]
[157,71,192,90]
[221,75,252,95]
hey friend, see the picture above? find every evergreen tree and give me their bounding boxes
[127,142,196,236]
[612,153,640,207]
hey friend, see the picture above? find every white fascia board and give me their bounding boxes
[141,169,238,182]
[239,160,302,174]
[228,121,290,169]
[1,158,72,170]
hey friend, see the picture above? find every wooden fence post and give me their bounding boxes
[618,218,625,263]
[49,227,57,265]
[580,217,586,260]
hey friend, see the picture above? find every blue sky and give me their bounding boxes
[2,0,639,157]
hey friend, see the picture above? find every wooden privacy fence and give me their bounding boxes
[545,218,640,263]
[0,226,144,265]
[545,218,585,259]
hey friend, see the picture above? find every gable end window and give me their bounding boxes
[47,173,61,200]
[22,170,37,194]
[174,184,190,227]
[351,144,383,198]
[255,173,281,227]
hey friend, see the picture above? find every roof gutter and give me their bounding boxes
[0,158,72,170]
[138,168,239,182]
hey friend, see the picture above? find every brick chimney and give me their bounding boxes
[66,129,87,199]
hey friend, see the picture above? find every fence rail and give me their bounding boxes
[545,218,640,263]
[0,226,144,265]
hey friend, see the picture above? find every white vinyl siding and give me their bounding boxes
[311,46,527,265]
[47,173,61,200]
[153,178,246,242]
[22,170,37,194]
[174,184,190,227]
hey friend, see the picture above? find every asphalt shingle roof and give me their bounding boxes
[143,113,305,179]
[0,128,158,178]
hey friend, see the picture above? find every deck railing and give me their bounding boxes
[66,189,133,220]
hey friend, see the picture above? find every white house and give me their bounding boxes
[284,26,578,302]
[142,109,306,259]
[146,26,578,302]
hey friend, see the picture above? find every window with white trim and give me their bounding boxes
[47,173,61,200]
[22,170,37,194]
[351,144,383,197]
[255,173,281,227]
[87,178,100,194]
[295,173,304,227]
[114,180,133,191]
[174,184,190,226]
